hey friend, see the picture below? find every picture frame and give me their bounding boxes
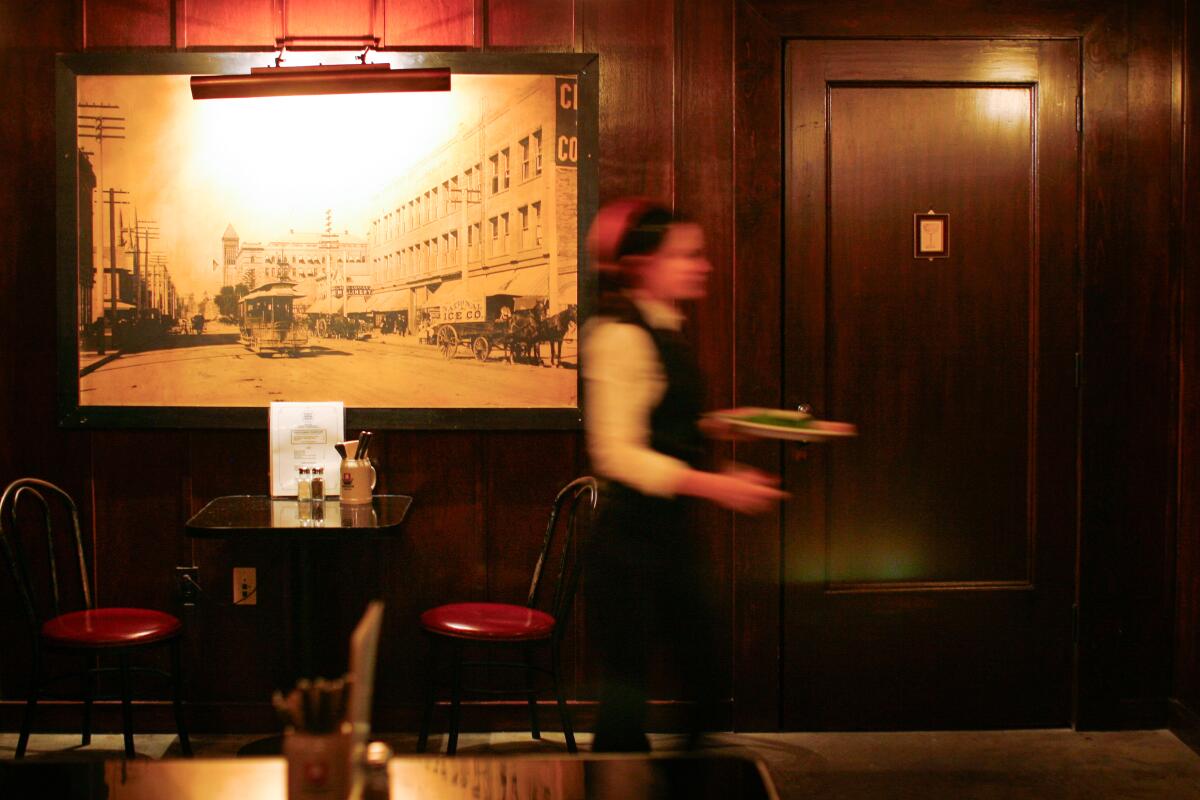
[914,211,949,259]
[57,51,598,430]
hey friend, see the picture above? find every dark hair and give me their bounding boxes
[613,206,676,261]
[598,204,679,306]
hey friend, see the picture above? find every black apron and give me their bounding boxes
[586,301,717,752]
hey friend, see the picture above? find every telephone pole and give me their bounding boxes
[105,188,129,346]
[78,103,125,352]
[127,215,159,318]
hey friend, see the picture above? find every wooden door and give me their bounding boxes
[783,40,1079,728]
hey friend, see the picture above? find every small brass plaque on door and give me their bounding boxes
[914,211,949,259]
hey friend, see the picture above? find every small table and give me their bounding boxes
[185,495,412,681]
[186,495,412,756]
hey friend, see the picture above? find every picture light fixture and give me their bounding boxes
[191,63,451,100]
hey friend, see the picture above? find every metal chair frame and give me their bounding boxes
[418,476,598,755]
[0,478,191,758]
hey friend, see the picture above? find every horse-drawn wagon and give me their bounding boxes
[427,292,541,363]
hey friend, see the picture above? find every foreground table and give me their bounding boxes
[0,754,779,799]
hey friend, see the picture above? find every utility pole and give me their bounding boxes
[148,254,168,313]
[130,216,159,317]
[105,188,129,345]
[78,103,125,353]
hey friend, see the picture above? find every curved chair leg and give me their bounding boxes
[170,639,193,756]
[118,650,135,758]
[16,650,41,759]
[82,653,95,746]
[447,641,463,756]
[524,646,541,741]
[551,642,576,753]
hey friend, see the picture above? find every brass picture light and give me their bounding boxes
[191,37,451,100]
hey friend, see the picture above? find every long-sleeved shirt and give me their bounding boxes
[583,297,690,498]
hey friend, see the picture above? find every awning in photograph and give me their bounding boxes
[483,267,549,298]
[422,279,471,308]
[101,301,136,311]
[368,288,411,312]
[344,293,370,314]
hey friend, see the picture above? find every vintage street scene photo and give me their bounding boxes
[72,70,580,410]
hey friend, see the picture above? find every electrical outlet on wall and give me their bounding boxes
[233,567,257,606]
[175,566,199,606]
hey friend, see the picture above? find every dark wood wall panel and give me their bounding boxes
[83,0,172,48]
[285,0,373,39]
[0,0,90,508]
[751,0,1086,36]
[579,0,674,201]
[488,0,575,48]
[729,0,786,731]
[183,0,275,47]
[1076,1,1179,727]
[90,432,189,608]
[677,0,739,723]
[1173,0,1200,730]
[383,0,475,48]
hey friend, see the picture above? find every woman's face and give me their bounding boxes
[638,222,712,302]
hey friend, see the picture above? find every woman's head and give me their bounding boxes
[588,198,712,303]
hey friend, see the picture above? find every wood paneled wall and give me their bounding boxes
[1172,0,1200,745]
[0,0,1190,734]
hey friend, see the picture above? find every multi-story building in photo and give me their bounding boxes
[220,223,369,316]
[366,74,578,331]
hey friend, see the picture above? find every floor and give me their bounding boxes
[4,728,1200,798]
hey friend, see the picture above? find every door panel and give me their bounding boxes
[784,40,1078,729]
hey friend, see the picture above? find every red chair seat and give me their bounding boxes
[420,602,556,641]
[42,608,183,648]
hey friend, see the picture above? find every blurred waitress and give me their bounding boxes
[583,198,785,752]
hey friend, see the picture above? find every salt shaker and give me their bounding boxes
[297,467,312,501]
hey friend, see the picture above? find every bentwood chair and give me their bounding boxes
[0,478,191,758]
[417,476,598,755]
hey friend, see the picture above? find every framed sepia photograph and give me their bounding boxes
[57,51,597,429]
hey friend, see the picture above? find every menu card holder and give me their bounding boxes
[269,401,345,497]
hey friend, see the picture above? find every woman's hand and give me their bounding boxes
[677,466,788,515]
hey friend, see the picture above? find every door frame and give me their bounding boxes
[719,6,1099,732]
[779,38,1080,729]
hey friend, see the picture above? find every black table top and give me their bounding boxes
[185,494,412,539]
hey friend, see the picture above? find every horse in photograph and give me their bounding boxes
[535,304,578,367]
[506,299,547,364]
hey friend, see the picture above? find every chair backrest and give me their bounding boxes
[526,477,598,634]
[0,478,92,633]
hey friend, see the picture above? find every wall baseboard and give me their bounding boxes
[1168,698,1200,756]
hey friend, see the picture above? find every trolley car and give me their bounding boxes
[238,280,309,356]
